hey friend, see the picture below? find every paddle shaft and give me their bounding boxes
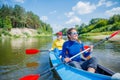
[40,62,64,76]
[40,50,49,52]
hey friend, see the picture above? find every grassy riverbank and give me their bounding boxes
[1,29,119,42]
[0,28,52,38]
[81,31,120,41]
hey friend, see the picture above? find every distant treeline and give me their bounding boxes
[61,14,120,35]
[0,4,53,34]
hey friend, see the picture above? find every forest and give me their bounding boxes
[0,4,53,35]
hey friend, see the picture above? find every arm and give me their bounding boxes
[82,45,93,59]
[60,42,71,62]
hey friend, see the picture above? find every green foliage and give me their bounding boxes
[13,35,20,38]
[108,14,120,24]
[78,15,120,33]
[0,4,53,35]
[3,16,12,30]
[60,28,67,35]
[111,22,120,30]
[37,28,42,34]
[0,29,2,37]
[2,29,11,36]
[61,14,120,34]
[94,19,108,28]
[89,18,101,25]
[23,32,30,37]
[0,18,2,28]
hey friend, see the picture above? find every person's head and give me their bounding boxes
[67,28,78,41]
[56,32,63,40]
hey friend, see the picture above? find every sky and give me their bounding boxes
[0,0,120,33]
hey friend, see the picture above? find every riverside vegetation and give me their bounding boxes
[0,4,52,38]
[0,4,120,39]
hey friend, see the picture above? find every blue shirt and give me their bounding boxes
[61,40,84,62]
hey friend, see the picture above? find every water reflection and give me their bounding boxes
[90,41,120,73]
[26,62,39,68]
[0,37,120,80]
[0,36,53,80]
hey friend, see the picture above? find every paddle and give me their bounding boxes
[20,30,120,80]
[26,49,49,55]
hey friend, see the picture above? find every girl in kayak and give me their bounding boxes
[61,28,97,73]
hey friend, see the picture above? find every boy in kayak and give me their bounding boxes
[51,32,65,57]
[61,28,97,73]
[51,32,65,50]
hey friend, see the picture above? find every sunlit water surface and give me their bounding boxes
[0,37,120,80]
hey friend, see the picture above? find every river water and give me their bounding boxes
[0,36,120,80]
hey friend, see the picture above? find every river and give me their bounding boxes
[0,36,120,80]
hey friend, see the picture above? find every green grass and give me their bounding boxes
[81,31,116,37]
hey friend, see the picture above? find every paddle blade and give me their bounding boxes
[84,45,90,51]
[26,49,40,54]
[84,45,90,49]
[19,74,40,80]
[110,30,120,38]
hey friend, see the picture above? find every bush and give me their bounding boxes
[0,30,2,37]
[2,29,11,36]
[23,32,30,37]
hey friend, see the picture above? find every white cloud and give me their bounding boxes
[65,16,81,25]
[14,0,25,3]
[97,0,117,7]
[40,16,48,22]
[66,0,117,16]
[49,10,57,14]
[97,0,105,7]
[65,12,74,17]
[72,1,96,15]
[105,7,120,16]
[105,1,115,7]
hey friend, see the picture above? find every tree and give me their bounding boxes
[94,19,108,28]
[3,16,12,30]
[60,28,67,35]
[108,14,120,24]
[89,18,101,25]
[12,5,26,28]
[0,18,3,28]
[0,4,53,34]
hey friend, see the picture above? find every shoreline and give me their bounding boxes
[0,28,52,38]
[90,35,120,41]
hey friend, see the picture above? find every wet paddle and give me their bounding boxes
[20,30,120,80]
[26,49,49,55]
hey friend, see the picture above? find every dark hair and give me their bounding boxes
[67,28,75,39]
[67,28,80,42]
